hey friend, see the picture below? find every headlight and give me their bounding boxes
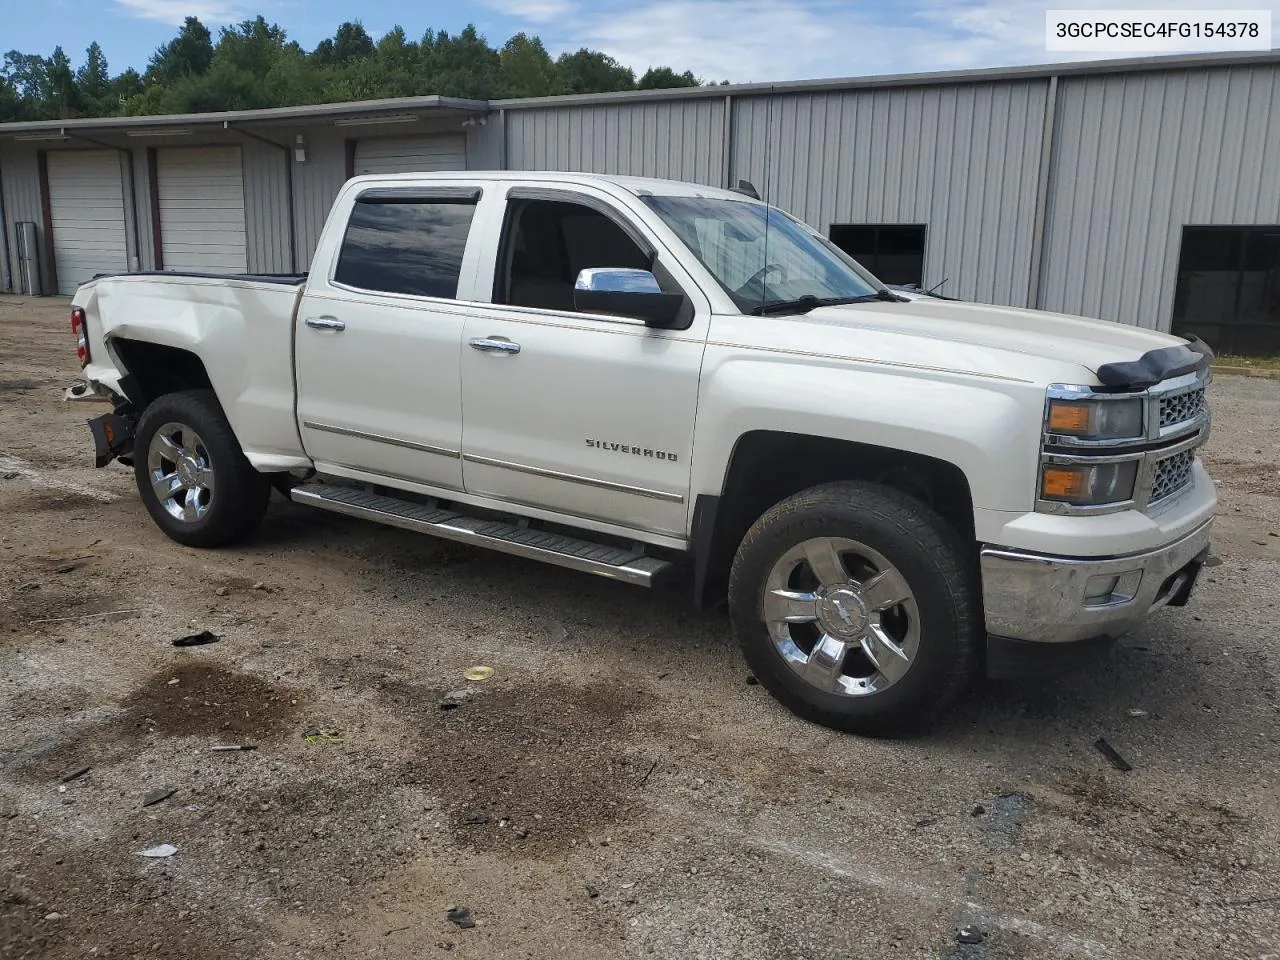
[1046,397,1144,440]
[1040,461,1139,506]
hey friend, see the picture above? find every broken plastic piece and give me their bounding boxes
[956,925,985,944]
[137,844,177,858]
[141,787,176,808]
[1094,737,1133,771]
[445,906,475,929]
[173,630,220,647]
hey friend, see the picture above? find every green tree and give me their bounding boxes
[554,49,635,94]
[5,17,705,119]
[370,26,420,98]
[0,73,19,122]
[637,66,699,90]
[146,16,213,84]
[314,21,375,66]
[498,33,556,98]
[422,26,500,99]
[76,42,111,114]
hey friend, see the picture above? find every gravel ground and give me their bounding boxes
[2,294,1278,960]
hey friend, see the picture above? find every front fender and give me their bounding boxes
[689,351,1046,517]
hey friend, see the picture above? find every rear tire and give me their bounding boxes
[728,481,980,736]
[133,390,270,547]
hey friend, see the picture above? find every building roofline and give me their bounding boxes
[492,49,1280,109]
[0,95,489,136]
[1,49,1276,136]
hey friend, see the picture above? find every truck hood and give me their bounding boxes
[792,298,1190,384]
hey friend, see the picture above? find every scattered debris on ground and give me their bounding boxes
[1094,737,1134,772]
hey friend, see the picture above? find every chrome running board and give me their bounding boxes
[291,483,673,587]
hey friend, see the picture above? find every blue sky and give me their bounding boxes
[6,0,1280,84]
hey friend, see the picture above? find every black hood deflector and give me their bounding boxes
[1094,336,1214,390]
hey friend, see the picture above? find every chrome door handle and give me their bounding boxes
[469,336,521,355]
[304,315,346,331]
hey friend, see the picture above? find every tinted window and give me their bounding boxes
[335,199,476,298]
[828,224,926,286]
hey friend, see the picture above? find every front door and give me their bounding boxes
[459,187,709,540]
[295,184,486,492]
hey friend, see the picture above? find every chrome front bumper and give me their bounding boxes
[979,520,1213,644]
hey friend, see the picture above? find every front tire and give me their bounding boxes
[133,390,270,547]
[728,481,980,736]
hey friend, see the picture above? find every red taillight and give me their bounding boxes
[71,308,89,367]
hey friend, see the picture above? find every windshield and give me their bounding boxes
[641,195,882,313]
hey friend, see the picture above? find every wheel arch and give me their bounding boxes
[110,338,217,410]
[692,430,976,609]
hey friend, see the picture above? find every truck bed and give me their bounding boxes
[74,271,309,472]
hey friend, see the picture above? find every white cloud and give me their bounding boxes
[479,0,574,25]
[518,0,1280,83]
[113,0,246,25]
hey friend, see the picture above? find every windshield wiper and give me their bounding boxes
[750,289,905,315]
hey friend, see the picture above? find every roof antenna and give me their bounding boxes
[731,179,760,199]
[925,277,949,296]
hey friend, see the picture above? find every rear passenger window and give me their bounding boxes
[335,199,476,298]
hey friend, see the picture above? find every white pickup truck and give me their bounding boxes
[67,171,1216,734]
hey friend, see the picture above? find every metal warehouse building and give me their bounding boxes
[1,50,1278,354]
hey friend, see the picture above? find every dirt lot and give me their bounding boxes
[2,294,1278,960]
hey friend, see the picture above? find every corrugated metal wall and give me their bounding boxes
[731,82,1049,306]
[292,130,349,267]
[240,139,292,274]
[505,99,727,186]
[1040,65,1280,329]
[0,144,48,291]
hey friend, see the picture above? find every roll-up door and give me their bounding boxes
[46,150,129,295]
[354,135,467,175]
[157,146,248,273]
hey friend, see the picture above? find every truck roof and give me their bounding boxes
[345,169,756,202]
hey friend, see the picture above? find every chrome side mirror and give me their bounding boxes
[572,267,686,329]
[574,267,663,294]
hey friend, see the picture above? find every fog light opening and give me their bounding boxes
[1084,571,1143,608]
[1084,575,1120,605]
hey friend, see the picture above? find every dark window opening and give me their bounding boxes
[496,199,654,312]
[1172,226,1280,356]
[335,198,477,298]
[828,224,926,286]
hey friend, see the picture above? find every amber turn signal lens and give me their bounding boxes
[1041,466,1086,499]
[1047,401,1091,433]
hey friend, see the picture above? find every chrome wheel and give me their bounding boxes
[146,421,215,523]
[762,536,920,697]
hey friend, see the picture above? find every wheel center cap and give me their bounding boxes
[177,456,200,486]
[818,586,869,638]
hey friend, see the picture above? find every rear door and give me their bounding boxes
[294,182,487,493]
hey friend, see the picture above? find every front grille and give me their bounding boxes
[1150,449,1195,504]
[1158,386,1206,429]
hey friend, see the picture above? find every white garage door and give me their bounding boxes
[47,151,129,296]
[354,134,467,175]
[157,146,248,274]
